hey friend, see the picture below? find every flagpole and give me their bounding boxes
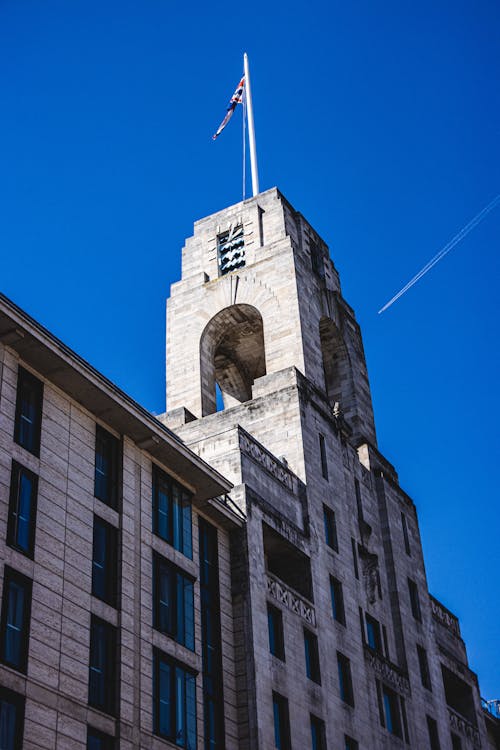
[243,52,259,196]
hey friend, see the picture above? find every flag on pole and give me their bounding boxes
[212,75,245,140]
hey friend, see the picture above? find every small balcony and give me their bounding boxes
[448,707,482,748]
[266,572,316,627]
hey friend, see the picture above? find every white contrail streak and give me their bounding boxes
[378,194,500,314]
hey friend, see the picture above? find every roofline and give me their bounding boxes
[0,292,233,504]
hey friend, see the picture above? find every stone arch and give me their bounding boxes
[319,316,356,419]
[200,304,266,415]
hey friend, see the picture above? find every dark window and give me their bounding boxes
[337,652,354,706]
[153,465,192,558]
[401,512,411,555]
[94,426,120,508]
[344,737,358,750]
[268,604,285,660]
[330,576,345,625]
[88,616,117,715]
[153,649,196,748]
[304,629,321,684]
[427,716,441,750]
[323,505,338,551]
[310,239,325,279]
[310,714,326,750]
[92,516,118,607]
[382,625,390,659]
[14,366,43,456]
[365,614,383,653]
[199,518,225,750]
[7,462,38,557]
[272,692,291,750]
[408,578,422,622]
[319,434,328,480]
[0,686,25,750]
[417,644,432,690]
[87,727,114,750]
[0,567,32,673]
[451,733,462,750]
[351,538,359,579]
[153,553,194,651]
[378,683,403,739]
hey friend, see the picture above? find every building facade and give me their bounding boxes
[0,187,498,750]
[163,187,499,750]
[0,294,243,749]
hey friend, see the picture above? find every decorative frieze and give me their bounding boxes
[449,708,481,748]
[240,430,297,493]
[266,573,316,627]
[364,646,410,695]
[430,595,461,638]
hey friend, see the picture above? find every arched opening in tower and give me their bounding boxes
[200,304,266,415]
[319,317,355,417]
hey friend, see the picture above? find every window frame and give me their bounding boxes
[408,578,422,622]
[152,464,193,558]
[267,603,285,661]
[14,366,43,457]
[0,685,25,750]
[94,425,120,509]
[87,727,115,750]
[88,615,117,716]
[92,515,119,608]
[153,648,197,748]
[416,643,432,691]
[0,566,32,673]
[330,576,345,625]
[365,613,383,654]
[153,552,195,651]
[323,505,338,552]
[310,714,326,750]
[272,691,291,750]
[7,461,38,558]
[337,651,354,707]
[304,628,321,684]
[319,434,328,480]
[427,715,441,750]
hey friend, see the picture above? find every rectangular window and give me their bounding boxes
[268,604,285,660]
[304,629,321,684]
[310,714,326,750]
[319,434,328,480]
[323,505,338,551]
[0,567,32,673]
[408,578,422,622]
[337,652,354,706]
[365,614,383,653]
[351,538,359,579]
[153,553,194,651]
[92,516,118,607]
[14,366,43,456]
[94,426,120,508]
[382,685,402,738]
[427,716,441,750]
[7,461,38,557]
[344,737,358,750]
[272,692,291,750]
[0,686,25,750]
[417,644,432,690]
[87,728,114,750]
[199,519,224,750]
[153,649,196,748]
[330,576,345,625]
[401,512,411,555]
[153,465,192,558]
[451,733,462,750]
[88,615,117,715]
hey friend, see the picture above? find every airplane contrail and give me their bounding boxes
[378,194,500,314]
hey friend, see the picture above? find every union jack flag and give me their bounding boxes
[212,75,245,140]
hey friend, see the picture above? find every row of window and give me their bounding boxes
[272,690,358,750]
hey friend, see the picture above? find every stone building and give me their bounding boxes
[0,294,243,749]
[0,187,498,750]
[162,187,499,750]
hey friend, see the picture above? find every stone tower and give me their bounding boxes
[163,188,491,750]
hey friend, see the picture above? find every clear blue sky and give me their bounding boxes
[1,1,499,697]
